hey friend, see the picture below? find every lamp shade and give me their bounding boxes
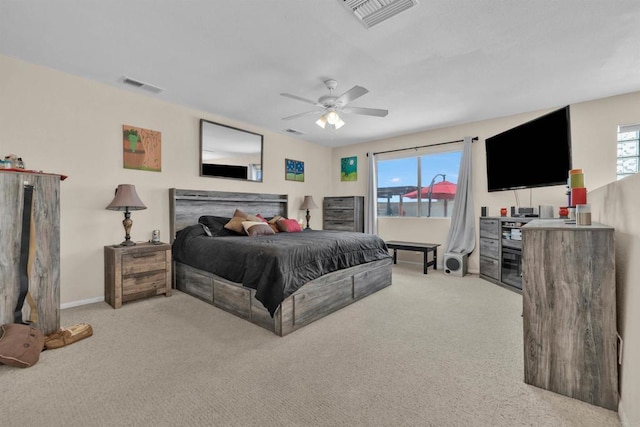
[106,184,147,211]
[300,195,318,210]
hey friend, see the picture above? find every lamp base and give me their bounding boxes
[119,240,136,246]
[305,209,312,230]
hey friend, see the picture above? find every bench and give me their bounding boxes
[385,241,441,274]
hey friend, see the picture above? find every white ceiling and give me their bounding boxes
[2,1,640,148]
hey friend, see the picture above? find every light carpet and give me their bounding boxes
[0,263,620,426]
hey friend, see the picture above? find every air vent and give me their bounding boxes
[120,76,164,94]
[285,129,304,135]
[340,0,418,28]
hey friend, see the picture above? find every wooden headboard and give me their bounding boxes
[169,188,288,241]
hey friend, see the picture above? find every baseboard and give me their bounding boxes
[61,296,104,310]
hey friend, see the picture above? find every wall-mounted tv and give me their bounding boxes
[485,106,572,192]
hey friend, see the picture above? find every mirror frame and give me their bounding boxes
[199,119,264,182]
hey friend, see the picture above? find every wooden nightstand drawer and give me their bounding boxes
[104,242,172,308]
[123,251,166,275]
[123,270,167,293]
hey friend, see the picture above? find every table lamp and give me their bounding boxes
[106,184,147,246]
[299,195,318,230]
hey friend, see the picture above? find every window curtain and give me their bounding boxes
[444,137,475,254]
[365,152,377,234]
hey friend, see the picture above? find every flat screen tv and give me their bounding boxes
[485,106,572,192]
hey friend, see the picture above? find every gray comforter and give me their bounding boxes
[172,225,391,316]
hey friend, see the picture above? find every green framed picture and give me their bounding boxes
[341,156,357,181]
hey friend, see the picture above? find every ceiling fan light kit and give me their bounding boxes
[281,79,388,131]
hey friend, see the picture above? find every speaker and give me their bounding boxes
[444,252,468,277]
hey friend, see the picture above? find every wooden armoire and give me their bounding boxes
[0,170,63,335]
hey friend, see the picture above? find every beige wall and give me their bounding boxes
[0,54,332,305]
[590,172,640,427]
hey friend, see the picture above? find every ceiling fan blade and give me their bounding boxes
[280,93,321,106]
[335,86,368,106]
[282,110,321,121]
[341,106,389,117]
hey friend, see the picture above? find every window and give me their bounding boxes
[377,149,462,218]
[617,124,640,180]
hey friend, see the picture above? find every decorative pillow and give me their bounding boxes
[242,221,276,236]
[268,223,279,233]
[198,216,239,236]
[245,214,263,222]
[277,218,303,233]
[224,216,248,235]
[233,209,249,219]
[268,215,282,224]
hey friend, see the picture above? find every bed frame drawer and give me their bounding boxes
[293,277,353,325]
[213,279,251,319]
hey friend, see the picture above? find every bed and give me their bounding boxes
[169,188,393,336]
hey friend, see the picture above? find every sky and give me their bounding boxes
[377,151,462,195]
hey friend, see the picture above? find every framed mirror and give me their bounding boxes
[200,119,263,182]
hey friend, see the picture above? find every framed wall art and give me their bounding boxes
[341,156,357,181]
[285,158,304,182]
[122,125,161,172]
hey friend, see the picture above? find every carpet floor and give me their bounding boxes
[0,263,620,426]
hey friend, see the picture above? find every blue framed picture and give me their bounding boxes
[285,158,304,182]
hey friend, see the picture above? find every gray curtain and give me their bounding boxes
[365,152,377,234]
[444,137,475,254]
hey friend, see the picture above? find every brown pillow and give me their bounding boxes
[233,209,249,219]
[242,221,275,236]
[268,215,282,224]
[268,223,279,233]
[224,217,247,234]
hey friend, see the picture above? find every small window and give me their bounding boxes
[617,124,640,180]
[377,149,462,218]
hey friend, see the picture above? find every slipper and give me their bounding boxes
[44,323,93,350]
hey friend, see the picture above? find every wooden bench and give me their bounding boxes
[385,241,441,274]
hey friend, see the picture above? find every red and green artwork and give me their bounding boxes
[122,124,161,172]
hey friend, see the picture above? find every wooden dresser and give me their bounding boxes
[323,196,364,232]
[0,170,62,335]
[522,220,618,410]
[104,243,172,308]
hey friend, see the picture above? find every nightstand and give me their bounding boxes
[104,242,172,308]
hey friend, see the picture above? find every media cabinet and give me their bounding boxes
[479,216,534,293]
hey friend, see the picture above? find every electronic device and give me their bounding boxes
[444,252,468,277]
[485,106,572,192]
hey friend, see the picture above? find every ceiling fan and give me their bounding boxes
[280,79,388,130]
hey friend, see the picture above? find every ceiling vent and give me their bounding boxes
[340,0,418,28]
[120,76,164,94]
[285,129,304,135]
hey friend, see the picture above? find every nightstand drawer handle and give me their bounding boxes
[131,253,157,258]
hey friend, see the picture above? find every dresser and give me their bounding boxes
[323,196,364,232]
[0,170,62,335]
[104,243,172,308]
[522,220,618,410]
